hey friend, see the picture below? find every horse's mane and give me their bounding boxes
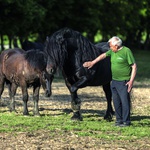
[44,27,101,68]
[25,50,47,71]
[22,40,44,51]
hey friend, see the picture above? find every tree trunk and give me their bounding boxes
[144,32,150,50]
[0,35,5,51]
[8,36,12,49]
[13,36,19,48]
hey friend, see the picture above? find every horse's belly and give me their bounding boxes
[87,68,112,86]
[87,76,111,86]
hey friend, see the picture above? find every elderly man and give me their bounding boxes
[83,36,137,127]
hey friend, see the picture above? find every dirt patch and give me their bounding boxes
[0,81,150,150]
[0,130,150,150]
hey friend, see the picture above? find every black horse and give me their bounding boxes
[44,27,114,121]
[22,40,44,51]
[0,48,53,115]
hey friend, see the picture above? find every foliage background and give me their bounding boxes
[0,0,150,50]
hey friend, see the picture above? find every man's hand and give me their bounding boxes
[126,80,133,93]
[83,61,94,69]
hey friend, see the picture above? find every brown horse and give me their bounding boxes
[0,48,52,116]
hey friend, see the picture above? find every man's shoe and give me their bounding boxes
[119,122,130,127]
[115,122,123,126]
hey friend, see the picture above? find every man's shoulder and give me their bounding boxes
[106,49,112,56]
[122,46,132,53]
[122,46,130,50]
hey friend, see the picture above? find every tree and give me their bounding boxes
[1,0,150,50]
[0,0,46,49]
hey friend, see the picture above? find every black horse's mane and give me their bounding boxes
[44,27,102,68]
[22,40,44,51]
[25,50,47,71]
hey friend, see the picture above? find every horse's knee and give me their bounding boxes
[70,86,77,93]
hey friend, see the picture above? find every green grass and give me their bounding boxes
[0,112,149,140]
[0,49,150,142]
[133,50,150,82]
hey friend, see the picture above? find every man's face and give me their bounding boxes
[109,42,118,52]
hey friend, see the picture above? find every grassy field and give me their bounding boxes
[133,49,150,81]
[0,49,150,149]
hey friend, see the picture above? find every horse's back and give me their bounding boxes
[0,48,25,72]
[22,40,44,51]
[84,42,111,85]
[0,48,24,61]
[0,48,25,56]
[95,42,110,53]
[2,52,25,74]
[0,49,41,84]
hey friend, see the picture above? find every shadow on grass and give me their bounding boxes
[131,115,150,121]
[39,107,109,120]
[131,115,150,127]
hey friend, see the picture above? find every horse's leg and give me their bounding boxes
[21,84,29,115]
[8,83,18,112]
[32,85,40,116]
[102,83,115,121]
[70,91,83,121]
[70,76,88,92]
[64,79,82,121]
[0,77,5,105]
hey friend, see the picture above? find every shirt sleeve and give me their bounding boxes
[106,49,112,57]
[126,49,135,65]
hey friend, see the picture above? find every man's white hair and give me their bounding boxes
[108,36,122,47]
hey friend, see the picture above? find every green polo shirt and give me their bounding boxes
[106,46,135,81]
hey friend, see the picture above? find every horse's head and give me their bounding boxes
[24,49,54,97]
[46,56,57,75]
[42,56,56,97]
[41,70,54,97]
[41,54,56,97]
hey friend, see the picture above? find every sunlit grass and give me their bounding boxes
[0,112,149,141]
[0,48,149,149]
[133,50,150,82]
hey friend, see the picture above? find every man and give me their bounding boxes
[83,36,137,127]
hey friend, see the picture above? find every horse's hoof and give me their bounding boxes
[9,109,16,112]
[34,112,40,116]
[34,114,41,117]
[33,111,41,116]
[71,112,83,121]
[71,116,83,121]
[10,110,18,113]
[104,113,113,121]
[23,113,29,116]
